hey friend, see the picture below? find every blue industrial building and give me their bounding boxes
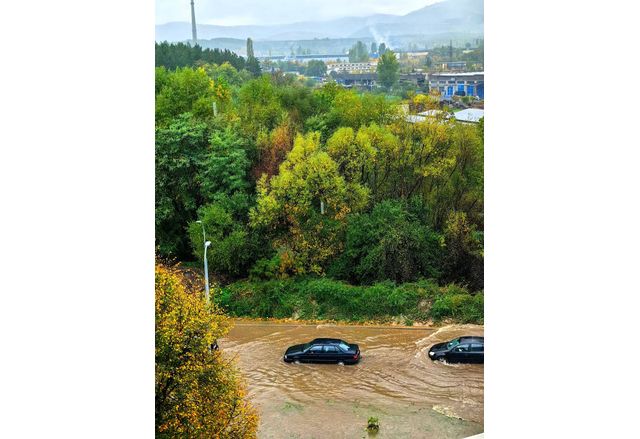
[428,72,484,99]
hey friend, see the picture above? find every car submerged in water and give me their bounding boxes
[283,338,361,365]
[428,336,484,363]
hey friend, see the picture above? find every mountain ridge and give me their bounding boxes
[156,0,483,44]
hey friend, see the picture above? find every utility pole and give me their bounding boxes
[190,0,198,45]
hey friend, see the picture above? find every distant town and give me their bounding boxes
[260,48,483,94]
[255,40,484,122]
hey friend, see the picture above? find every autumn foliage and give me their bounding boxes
[155,263,258,438]
[252,121,295,181]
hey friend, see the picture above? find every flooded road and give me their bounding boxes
[221,321,484,439]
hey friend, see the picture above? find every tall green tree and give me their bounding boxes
[246,38,255,59]
[245,57,262,78]
[377,50,399,88]
[348,41,369,63]
[326,126,376,183]
[203,61,248,87]
[441,211,483,290]
[198,127,253,202]
[329,90,398,129]
[238,76,284,136]
[245,37,262,77]
[330,200,443,284]
[155,115,209,258]
[155,66,230,125]
[188,195,261,279]
[305,60,327,77]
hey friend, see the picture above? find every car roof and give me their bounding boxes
[459,336,484,343]
[310,338,346,344]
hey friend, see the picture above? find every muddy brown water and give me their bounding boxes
[221,321,484,439]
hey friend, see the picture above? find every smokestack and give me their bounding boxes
[190,0,197,45]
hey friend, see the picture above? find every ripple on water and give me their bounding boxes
[221,321,484,430]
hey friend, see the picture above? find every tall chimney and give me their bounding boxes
[190,0,197,45]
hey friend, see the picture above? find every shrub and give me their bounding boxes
[367,417,380,433]
[217,277,483,323]
[430,287,484,323]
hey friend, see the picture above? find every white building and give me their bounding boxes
[327,61,378,74]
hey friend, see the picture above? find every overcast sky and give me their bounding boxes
[156,0,441,26]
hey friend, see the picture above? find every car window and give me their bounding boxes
[446,338,461,349]
[324,345,338,353]
[453,344,469,352]
[338,342,350,351]
[309,345,324,353]
[471,343,483,352]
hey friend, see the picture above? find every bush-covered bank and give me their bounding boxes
[217,278,483,324]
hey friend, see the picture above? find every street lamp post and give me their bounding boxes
[203,240,211,304]
[195,220,211,304]
[196,221,214,354]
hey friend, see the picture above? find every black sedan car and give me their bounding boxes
[428,336,484,363]
[283,338,361,364]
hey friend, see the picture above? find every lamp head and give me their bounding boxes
[205,241,211,247]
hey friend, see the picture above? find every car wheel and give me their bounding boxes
[337,361,345,366]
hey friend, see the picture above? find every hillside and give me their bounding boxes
[156,0,483,44]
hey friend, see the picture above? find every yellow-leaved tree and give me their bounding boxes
[155,262,258,438]
[249,132,369,275]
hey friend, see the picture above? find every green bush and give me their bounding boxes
[430,287,484,323]
[217,277,482,324]
[367,416,380,433]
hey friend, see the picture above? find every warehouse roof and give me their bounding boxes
[454,108,484,123]
[430,71,484,77]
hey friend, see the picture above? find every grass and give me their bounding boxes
[216,277,483,324]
